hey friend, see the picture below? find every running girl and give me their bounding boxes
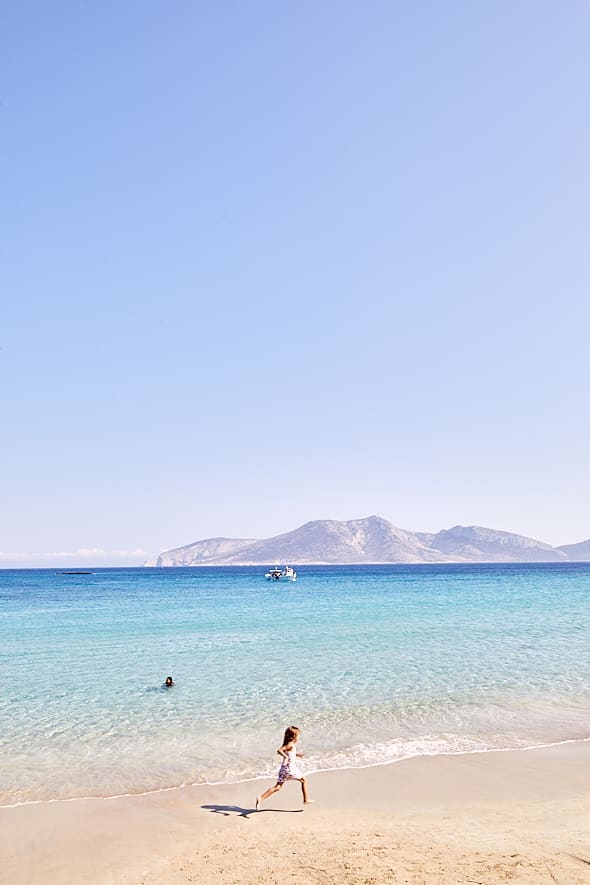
[255,725,313,810]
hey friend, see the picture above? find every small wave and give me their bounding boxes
[3,734,589,810]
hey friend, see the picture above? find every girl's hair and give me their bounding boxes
[283,725,300,744]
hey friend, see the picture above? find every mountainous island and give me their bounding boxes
[146,516,590,566]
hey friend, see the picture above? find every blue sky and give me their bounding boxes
[1,1,589,566]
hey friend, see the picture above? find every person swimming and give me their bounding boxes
[163,676,175,687]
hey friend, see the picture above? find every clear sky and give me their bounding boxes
[1,1,589,567]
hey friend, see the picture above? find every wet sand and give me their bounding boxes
[2,741,590,884]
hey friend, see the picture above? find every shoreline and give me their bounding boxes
[144,560,583,567]
[4,560,588,571]
[4,732,590,811]
[3,740,590,884]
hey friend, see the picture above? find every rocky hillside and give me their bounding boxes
[152,537,258,567]
[147,516,582,566]
[422,525,567,563]
[218,516,454,565]
[556,538,590,561]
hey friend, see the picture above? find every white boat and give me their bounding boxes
[265,565,297,582]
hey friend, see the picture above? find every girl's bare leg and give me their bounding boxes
[255,782,282,810]
[300,776,313,804]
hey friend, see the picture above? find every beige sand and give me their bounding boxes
[2,742,590,884]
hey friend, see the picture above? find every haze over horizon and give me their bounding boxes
[2,2,589,567]
[2,514,589,570]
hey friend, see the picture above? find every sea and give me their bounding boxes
[1,563,589,807]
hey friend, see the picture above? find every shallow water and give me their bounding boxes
[1,563,589,806]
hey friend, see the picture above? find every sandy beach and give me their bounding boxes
[2,741,590,884]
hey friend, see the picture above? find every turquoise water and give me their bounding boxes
[1,563,589,806]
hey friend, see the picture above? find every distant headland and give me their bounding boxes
[145,516,590,567]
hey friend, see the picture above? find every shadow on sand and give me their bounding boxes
[201,804,303,819]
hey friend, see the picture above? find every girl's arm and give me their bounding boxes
[277,742,291,760]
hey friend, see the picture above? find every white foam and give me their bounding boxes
[3,734,589,810]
